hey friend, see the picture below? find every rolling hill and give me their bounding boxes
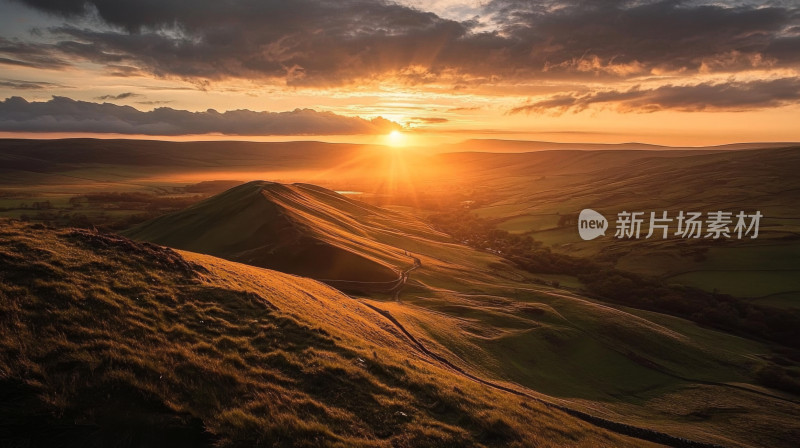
[123,181,441,290]
[437,139,797,153]
[0,220,656,447]
[433,146,800,303]
[2,139,800,446]
[120,180,800,447]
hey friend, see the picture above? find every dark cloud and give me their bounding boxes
[0,78,66,89]
[7,0,469,86]
[0,0,795,87]
[0,96,402,135]
[0,36,69,69]
[94,92,141,100]
[510,77,800,114]
[481,0,800,76]
[103,64,145,77]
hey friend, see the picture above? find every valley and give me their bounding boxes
[2,138,800,447]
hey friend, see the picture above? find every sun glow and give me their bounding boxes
[386,130,407,147]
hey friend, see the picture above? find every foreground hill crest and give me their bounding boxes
[0,220,648,447]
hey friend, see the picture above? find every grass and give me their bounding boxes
[665,270,800,298]
[495,214,560,234]
[122,181,416,286]
[3,139,800,447]
[146,179,799,446]
[381,282,800,447]
[448,146,800,301]
[614,243,800,301]
[0,220,649,447]
[750,292,800,309]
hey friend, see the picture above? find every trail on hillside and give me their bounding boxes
[392,252,420,300]
[359,300,726,448]
[316,251,420,295]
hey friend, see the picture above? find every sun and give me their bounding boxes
[386,130,407,147]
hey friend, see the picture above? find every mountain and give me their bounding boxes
[0,220,652,447]
[123,181,440,291]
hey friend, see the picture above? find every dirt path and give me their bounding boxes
[359,300,726,448]
[314,250,420,295]
[391,251,420,300]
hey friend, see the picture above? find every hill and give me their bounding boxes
[123,181,441,290]
[2,137,791,199]
[433,146,800,302]
[2,139,800,446]
[439,139,797,153]
[0,220,655,447]
[124,181,800,447]
[0,138,439,196]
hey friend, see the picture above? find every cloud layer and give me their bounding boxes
[1,0,797,87]
[510,77,800,114]
[0,0,798,121]
[0,78,65,89]
[0,96,401,135]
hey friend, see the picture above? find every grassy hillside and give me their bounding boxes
[0,220,656,447]
[432,146,800,303]
[4,138,798,304]
[3,139,800,446]
[121,179,800,447]
[123,181,433,288]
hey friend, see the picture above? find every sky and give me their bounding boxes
[0,0,798,146]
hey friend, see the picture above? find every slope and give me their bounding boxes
[0,220,655,447]
[430,146,800,302]
[128,180,800,447]
[123,181,440,290]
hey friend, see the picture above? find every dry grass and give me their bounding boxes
[0,220,645,447]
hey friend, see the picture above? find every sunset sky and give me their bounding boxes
[0,0,798,146]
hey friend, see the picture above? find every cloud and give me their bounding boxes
[94,92,142,100]
[0,36,69,69]
[0,96,402,135]
[2,0,796,86]
[481,0,800,75]
[509,77,800,114]
[447,106,481,112]
[103,64,145,77]
[410,116,449,123]
[8,0,470,86]
[0,78,66,89]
